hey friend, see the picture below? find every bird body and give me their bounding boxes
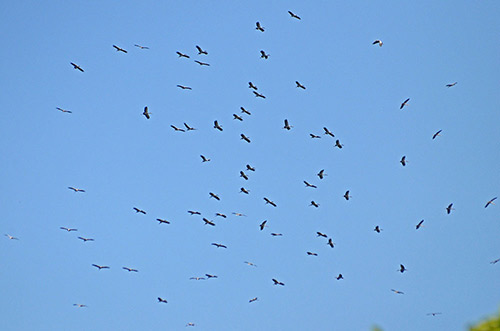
[158,297,168,303]
[485,197,497,208]
[56,107,72,113]
[200,155,210,162]
[307,252,318,256]
[446,82,457,88]
[241,134,251,143]
[304,181,317,188]
[78,236,94,242]
[372,40,383,47]
[194,60,210,66]
[400,98,410,109]
[264,197,277,207]
[241,107,252,115]
[317,169,326,179]
[184,123,196,131]
[176,51,190,58]
[416,220,424,229]
[283,119,292,130]
[374,226,382,233]
[196,45,208,55]
[310,201,320,208]
[203,218,216,226]
[256,22,265,32]
[288,11,301,20]
[177,85,192,90]
[209,192,220,200]
[157,219,170,224]
[400,156,407,166]
[214,120,223,131]
[134,44,149,49]
[335,140,344,149]
[323,127,334,137]
[123,267,138,272]
[60,227,78,232]
[317,232,327,238]
[249,297,258,303]
[432,130,442,139]
[336,274,344,280]
[70,62,84,72]
[272,278,285,286]
[92,264,110,270]
[253,91,266,98]
[446,203,454,214]
[327,238,335,248]
[240,187,250,194]
[133,207,146,214]
[260,50,269,59]
[240,171,249,180]
[344,190,350,200]
[68,187,85,192]
[260,220,267,231]
[296,81,306,89]
[143,106,150,119]
[171,125,185,132]
[212,242,227,248]
[112,45,127,53]
[233,114,243,121]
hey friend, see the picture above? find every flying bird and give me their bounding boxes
[446,203,454,214]
[60,227,77,232]
[177,85,192,90]
[240,187,250,194]
[427,313,442,316]
[143,106,150,119]
[4,234,19,240]
[176,51,190,58]
[244,261,257,267]
[391,289,404,294]
[133,207,146,214]
[253,91,266,98]
[248,82,258,90]
[186,323,196,327]
[209,192,220,201]
[432,130,442,139]
[78,236,94,242]
[256,22,265,32]
[307,252,318,256]
[490,258,500,264]
[296,81,306,89]
[400,156,407,166]
[70,62,84,72]
[203,218,216,226]
[73,304,87,308]
[344,190,351,200]
[171,125,185,132]
[190,277,206,280]
[310,201,320,208]
[416,220,424,229]
[400,98,410,109]
[304,181,317,188]
[260,50,269,59]
[205,274,218,279]
[246,164,255,171]
[158,297,168,303]
[212,242,227,249]
[195,45,208,55]
[310,133,321,139]
[214,120,223,131]
[335,140,344,149]
[233,212,247,217]
[123,267,138,272]
[92,264,110,270]
[194,60,210,66]
[200,155,210,162]
[188,210,201,215]
[264,197,277,207]
[374,226,382,233]
[56,107,72,113]
[323,127,335,137]
[68,187,85,193]
[249,297,258,303]
[283,119,292,130]
[184,123,196,131]
[446,82,457,88]
[317,232,327,238]
[157,219,170,224]
[372,40,383,47]
[336,274,344,280]
[215,213,227,218]
[399,264,407,273]
[327,238,335,248]
[240,171,249,180]
[134,44,149,49]
[317,169,326,179]
[233,114,243,121]
[485,197,497,208]
[288,11,301,19]
[272,279,285,286]
[241,134,251,143]
[259,220,267,231]
[112,45,127,53]
[241,107,252,115]
[271,233,283,236]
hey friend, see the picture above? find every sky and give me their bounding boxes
[1,1,499,330]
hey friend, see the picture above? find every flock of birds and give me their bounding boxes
[4,8,499,329]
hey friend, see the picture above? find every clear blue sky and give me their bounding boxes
[1,1,499,330]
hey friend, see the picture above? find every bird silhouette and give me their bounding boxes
[73,304,87,308]
[92,264,110,270]
[344,190,351,200]
[241,134,251,143]
[200,155,211,162]
[391,289,404,294]
[446,203,454,214]
[416,220,424,229]
[214,120,223,131]
[177,85,192,90]
[70,62,84,72]
[374,226,382,233]
[209,192,220,200]
[68,187,85,192]
[271,233,283,236]
[248,82,258,90]
[205,274,218,279]
[372,40,383,47]
[485,197,497,208]
[399,264,407,273]
[400,156,407,166]
[304,181,317,188]
[171,125,185,132]
[215,213,227,218]
[176,51,190,58]
[310,201,320,208]
[188,210,201,215]
[310,133,321,139]
[323,127,335,137]
[143,106,150,119]
[112,45,127,53]
[78,236,94,242]
[158,297,168,303]
[241,107,252,115]
[249,297,258,303]
[246,164,256,171]
[446,82,457,88]
[123,267,138,272]
[296,81,306,89]
[133,207,146,214]
[317,232,327,238]
[194,60,210,66]
[283,119,293,130]
[288,11,301,20]
[264,197,277,207]
[260,50,269,59]
[272,279,285,286]
[336,274,344,280]
[335,139,344,149]
[240,171,249,180]
[244,261,257,267]
[260,220,268,231]
[400,98,410,109]
[203,218,216,226]
[253,91,266,98]
[134,44,149,49]
[256,22,265,32]
[317,169,326,179]
[427,313,442,316]
[307,252,318,256]
[184,123,196,131]
[56,107,72,113]
[240,187,250,194]
[156,219,170,224]
[60,227,77,232]
[4,234,19,240]
[327,238,335,248]
[196,45,208,55]
[233,114,243,121]
[212,243,227,248]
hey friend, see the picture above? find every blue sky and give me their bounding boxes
[1,1,499,330]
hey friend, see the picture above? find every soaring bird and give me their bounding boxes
[307,252,318,256]
[123,267,138,272]
[68,187,85,192]
[446,203,454,214]
[4,234,19,240]
[246,164,256,171]
[260,50,269,59]
[209,192,220,201]
[214,120,223,131]
[240,187,250,194]
[253,91,266,98]
[203,218,215,226]
[399,264,407,273]
[490,258,500,264]
[205,274,218,279]
[316,232,327,238]
[186,323,196,327]
[310,133,321,139]
[194,60,210,66]
[215,213,227,218]
[391,289,404,294]
[296,81,306,89]
[171,125,185,132]
[156,219,170,224]
[177,85,192,90]
[400,156,407,166]
[73,304,87,308]
[335,139,344,149]
[327,238,335,248]
[283,119,292,130]
[374,226,382,233]
[56,107,72,113]
[200,155,211,162]
[264,197,277,207]
[336,274,344,280]
[446,82,457,88]
[323,127,335,137]
[344,190,351,200]
[241,134,251,143]
[134,44,149,49]
[92,264,110,270]
[317,169,326,179]
[133,207,146,214]
[244,261,257,267]
[184,123,196,131]
[272,279,285,286]
[60,227,77,232]
[249,297,258,303]
[256,22,265,32]
[188,210,201,215]
[70,62,84,72]
[158,297,168,303]
[271,233,283,236]
[211,243,227,248]
[304,181,317,188]
[196,45,208,55]
[241,107,252,115]
[259,220,267,231]
[233,114,243,121]
[240,171,249,180]
[288,11,301,19]
[78,236,94,242]
[190,277,206,280]
[400,98,410,109]
[372,40,383,47]
[416,220,424,229]
[143,106,150,119]
[112,45,127,53]
[176,51,190,58]
[310,201,320,208]
[485,197,497,208]
[432,130,442,139]
[427,313,442,316]
[248,82,258,90]
[233,212,247,217]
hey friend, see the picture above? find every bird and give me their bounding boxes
[323,127,335,137]
[240,171,249,180]
[233,212,247,217]
[133,207,146,214]
[188,210,201,215]
[244,261,257,267]
[372,40,383,47]
[246,164,256,171]
[307,252,318,256]
[317,169,326,179]
[241,107,252,115]
[283,119,293,130]
[171,125,185,132]
[317,232,327,238]
[215,213,227,218]
[256,22,265,32]
[288,11,301,19]
[214,120,223,131]
[92,264,110,270]
[296,81,306,89]
[344,190,351,200]
[209,192,220,200]
[195,45,208,55]
[68,187,85,192]
[70,62,84,72]
[194,60,210,66]
[200,155,210,162]
[123,267,138,272]
[248,82,258,90]
[134,44,149,49]
[374,226,382,233]
[446,203,454,214]
[336,274,344,280]
[399,264,407,273]
[143,106,150,119]
[249,297,258,303]
[260,50,269,59]
[156,219,170,224]
[241,134,251,143]
[203,218,216,226]
[446,82,457,88]
[416,220,424,229]
[391,289,404,294]
[176,51,190,58]
[73,304,87,308]
[310,201,320,208]
[427,313,442,316]
[264,197,277,207]
[186,322,196,327]
[260,220,268,231]
[400,98,410,109]
[4,234,19,240]
[177,85,192,90]
[485,197,497,208]
[56,107,72,113]
[253,91,266,98]
[60,227,78,232]
[304,181,317,188]
[400,156,407,166]
[240,187,250,194]
[310,133,321,139]
[205,274,218,279]
[327,238,335,248]
[490,258,500,264]
[271,233,283,236]
[78,236,94,242]
[233,114,243,121]
[112,45,127,53]
[190,276,206,280]
[432,130,443,139]
[335,139,344,149]
[184,123,196,131]
[158,297,168,303]
[272,279,285,286]
[212,243,227,248]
